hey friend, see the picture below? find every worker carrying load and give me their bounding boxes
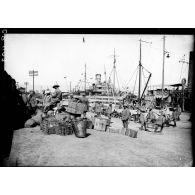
[44,84,62,113]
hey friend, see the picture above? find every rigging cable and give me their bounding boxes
[115,70,120,92]
[132,67,139,95]
[126,66,139,87]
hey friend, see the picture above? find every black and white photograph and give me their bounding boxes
[0,29,194,167]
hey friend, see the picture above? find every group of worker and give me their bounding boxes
[18,87,38,118]
[121,103,182,133]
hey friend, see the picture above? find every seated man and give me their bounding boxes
[44,84,62,113]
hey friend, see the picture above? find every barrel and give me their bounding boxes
[129,129,138,138]
[86,120,93,129]
[74,119,88,138]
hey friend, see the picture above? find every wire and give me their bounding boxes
[126,66,139,87]
[133,68,139,95]
[115,70,121,91]
[142,66,151,75]
[141,67,147,93]
[178,62,184,82]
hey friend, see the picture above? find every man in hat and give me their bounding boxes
[44,84,62,113]
[18,87,28,106]
[121,104,130,129]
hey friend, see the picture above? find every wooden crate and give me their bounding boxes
[129,129,138,138]
[108,127,120,134]
[67,102,87,114]
[125,128,138,138]
[94,118,107,131]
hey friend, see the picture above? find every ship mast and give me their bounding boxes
[138,39,152,105]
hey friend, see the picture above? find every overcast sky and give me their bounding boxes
[4,34,194,94]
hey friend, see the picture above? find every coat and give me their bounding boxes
[121,108,130,121]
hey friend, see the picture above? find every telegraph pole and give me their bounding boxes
[29,70,38,92]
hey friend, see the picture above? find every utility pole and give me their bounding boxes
[138,39,152,105]
[29,70,38,92]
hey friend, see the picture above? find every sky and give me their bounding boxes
[4,34,194,94]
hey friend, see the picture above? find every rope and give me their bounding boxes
[133,68,139,95]
[115,70,120,92]
[126,66,139,87]
[178,62,184,82]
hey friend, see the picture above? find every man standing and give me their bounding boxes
[80,94,89,118]
[107,104,112,120]
[140,110,147,131]
[121,105,130,129]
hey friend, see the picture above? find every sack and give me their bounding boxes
[32,112,43,125]
[24,118,37,128]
